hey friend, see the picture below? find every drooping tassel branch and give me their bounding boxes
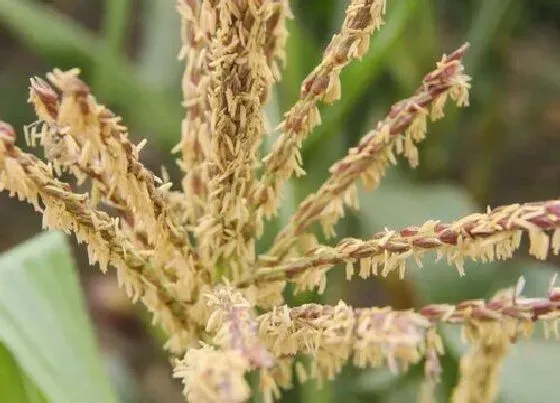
[0,123,195,353]
[28,73,200,291]
[179,277,559,402]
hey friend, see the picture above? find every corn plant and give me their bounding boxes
[0,1,558,402]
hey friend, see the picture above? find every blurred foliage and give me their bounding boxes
[0,231,117,403]
[0,343,47,403]
[0,0,559,402]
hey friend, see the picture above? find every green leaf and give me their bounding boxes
[102,0,133,55]
[358,171,477,229]
[93,0,133,92]
[0,231,117,403]
[0,342,47,403]
[465,0,516,74]
[280,19,320,109]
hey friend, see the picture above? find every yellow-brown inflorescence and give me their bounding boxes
[0,123,194,353]
[1,1,560,402]
[178,278,560,402]
[266,43,471,260]
[246,200,560,298]
[175,0,213,223]
[256,0,387,221]
[175,0,291,226]
[192,0,291,282]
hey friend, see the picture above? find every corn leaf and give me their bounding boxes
[0,342,47,403]
[0,231,117,403]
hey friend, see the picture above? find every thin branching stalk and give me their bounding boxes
[255,0,387,220]
[242,200,560,296]
[265,43,471,260]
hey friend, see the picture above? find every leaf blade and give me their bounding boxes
[0,231,117,403]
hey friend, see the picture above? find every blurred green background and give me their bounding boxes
[0,0,559,402]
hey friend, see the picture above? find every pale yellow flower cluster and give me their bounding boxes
[174,344,252,403]
[174,278,559,402]
[184,0,292,283]
[0,125,193,352]
[0,0,559,402]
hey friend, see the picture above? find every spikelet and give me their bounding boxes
[266,43,471,259]
[194,0,291,283]
[245,200,560,296]
[256,0,388,220]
